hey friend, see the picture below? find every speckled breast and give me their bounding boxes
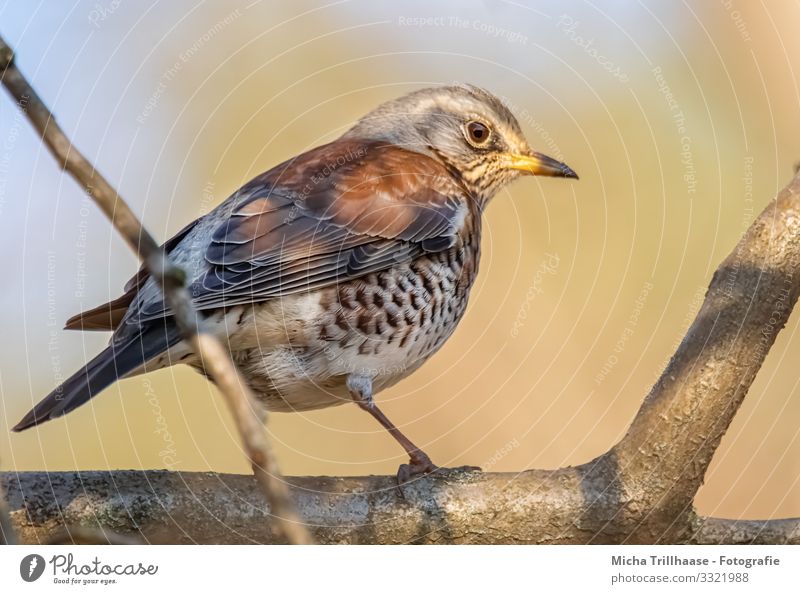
[313,214,482,388]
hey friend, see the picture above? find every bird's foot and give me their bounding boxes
[397,452,439,485]
[396,453,482,497]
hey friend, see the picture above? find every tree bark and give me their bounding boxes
[2,468,798,544]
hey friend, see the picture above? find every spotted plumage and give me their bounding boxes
[15,84,577,482]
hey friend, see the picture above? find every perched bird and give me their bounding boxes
[15,84,577,481]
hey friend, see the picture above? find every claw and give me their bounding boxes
[394,455,482,498]
[394,452,435,497]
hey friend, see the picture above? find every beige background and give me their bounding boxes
[0,1,798,521]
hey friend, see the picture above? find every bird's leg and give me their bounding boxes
[346,375,438,484]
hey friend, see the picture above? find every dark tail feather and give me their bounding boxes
[13,324,180,432]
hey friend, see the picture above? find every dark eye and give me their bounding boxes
[465,121,491,146]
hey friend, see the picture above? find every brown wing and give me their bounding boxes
[132,140,469,321]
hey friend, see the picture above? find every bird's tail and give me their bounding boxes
[13,324,180,432]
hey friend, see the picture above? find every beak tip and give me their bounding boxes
[514,152,579,180]
[561,165,579,180]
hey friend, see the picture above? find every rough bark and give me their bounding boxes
[1,467,797,545]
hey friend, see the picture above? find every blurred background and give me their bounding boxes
[0,0,798,521]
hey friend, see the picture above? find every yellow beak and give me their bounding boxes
[503,152,578,179]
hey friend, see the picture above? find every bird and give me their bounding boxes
[14,84,577,482]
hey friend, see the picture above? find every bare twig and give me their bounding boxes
[0,34,311,544]
[194,335,311,544]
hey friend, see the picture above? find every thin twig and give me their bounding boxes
[194,335,312,544]
[0,34,312,544]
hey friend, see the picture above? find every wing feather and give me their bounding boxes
[115,140,469,324]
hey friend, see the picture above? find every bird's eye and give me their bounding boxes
[465,121,491,146]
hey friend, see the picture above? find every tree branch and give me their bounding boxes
[691,516,800,545]
[0,34,311,544]
[608,168,800,540]
[2,470,797,544]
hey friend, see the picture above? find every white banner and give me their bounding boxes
[0,545,797,592]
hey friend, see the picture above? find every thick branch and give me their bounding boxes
[691,516,800,545]
[2,471,797,544]
[0,34,310,544]
[609,170,800,538]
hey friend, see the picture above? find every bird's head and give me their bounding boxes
[344,84,577,202]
